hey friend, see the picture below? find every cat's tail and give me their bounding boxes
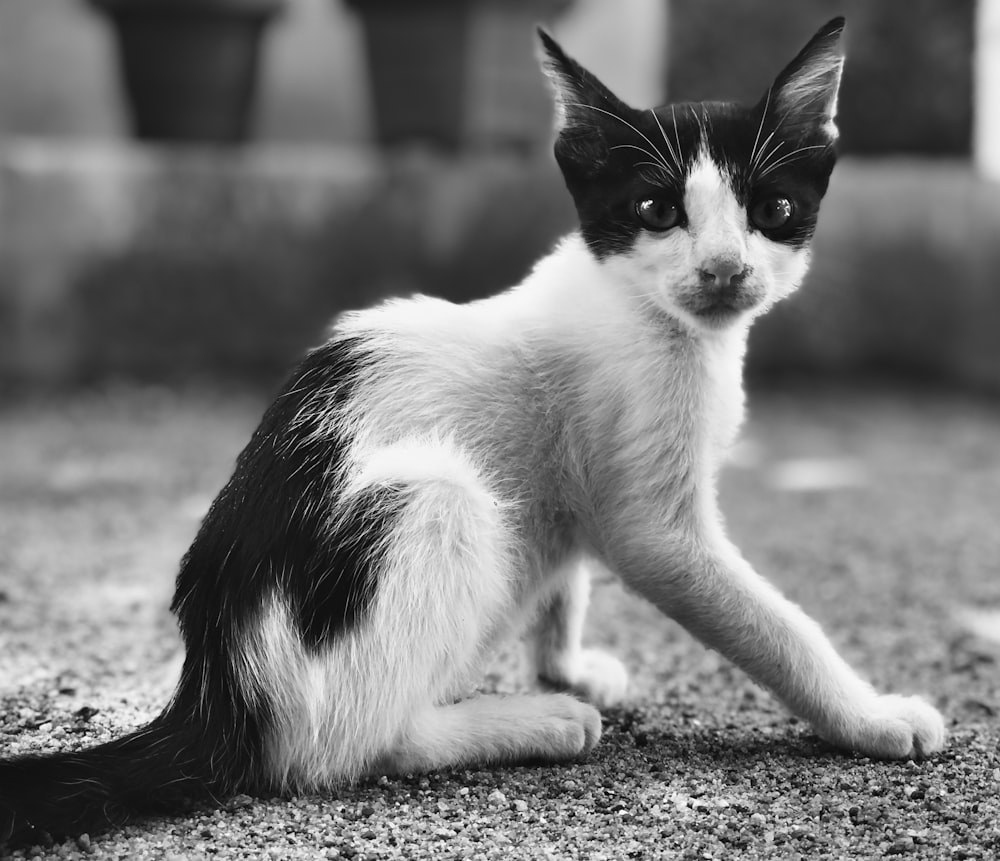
[0,704,231,849]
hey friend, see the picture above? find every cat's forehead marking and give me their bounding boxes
[683,150,744,240]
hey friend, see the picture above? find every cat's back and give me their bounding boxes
[333,290,537,435]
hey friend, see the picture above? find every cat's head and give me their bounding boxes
[540,19,845,332]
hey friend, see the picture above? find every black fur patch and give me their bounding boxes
[166,335,392,790]
[297,481,406,647]
[173,336,393,655]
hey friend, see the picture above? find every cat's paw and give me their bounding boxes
[541,648,629,709]
[831,695,946,759]
[535,693,603,758]
[569,649,629,709]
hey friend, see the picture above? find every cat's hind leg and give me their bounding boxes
[380,692,601,775]
[533,559,628,708]
[351,441,602,774]
[257,437,601,788]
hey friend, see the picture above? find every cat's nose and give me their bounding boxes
[698,259,749,290]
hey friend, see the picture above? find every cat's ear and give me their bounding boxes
[537,29,632,174]
[764,17,846,140]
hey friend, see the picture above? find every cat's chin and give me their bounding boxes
[647,282,768,335]
[687,310,751,335]
[692,309,744,330]
[661,299,757,335]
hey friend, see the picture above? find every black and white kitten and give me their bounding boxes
[0,18,945,846]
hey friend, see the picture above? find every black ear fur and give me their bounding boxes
[762,17,846,139]
[537,28,635,175]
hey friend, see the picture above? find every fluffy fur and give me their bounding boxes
[0,17,945,848]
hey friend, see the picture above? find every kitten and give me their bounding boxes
[0,17,945,847]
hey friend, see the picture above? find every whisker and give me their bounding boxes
[609,143,675,174]
[753,137,785,175]
[632,161,677,183]
[649,109,682,177]
[757,144,829,178]
[565,102,672,171]
[671,105,685,168]
[751,110,792,175]
[748,88,772,173]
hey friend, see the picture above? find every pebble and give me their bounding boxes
[228,794,255,809]
[886,836,916,855]
[487,789,507,807]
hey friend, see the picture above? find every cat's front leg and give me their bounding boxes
[533,559,628,709]
[607,528,945,759]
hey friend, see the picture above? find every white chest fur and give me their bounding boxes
[522,236,751,481]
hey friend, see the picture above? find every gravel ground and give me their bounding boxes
[1,383,999,860]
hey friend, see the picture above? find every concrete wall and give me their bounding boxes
[751,160,1000,391]
[1,141,998,392]
[1,3,996,392]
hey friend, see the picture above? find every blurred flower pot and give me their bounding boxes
[88,0,285,143]
[343,0,573,152]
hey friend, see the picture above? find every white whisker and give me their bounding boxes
[609,144,674,174]
[757,144,829,178]
[753,138,785,175]
[751,110,793,176]
[565,102,672,172]
[649,109,682,177]
[748,88,771,172]
[631,161,674,174]
[671,105,685,169]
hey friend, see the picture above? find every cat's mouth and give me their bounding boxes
[680,287,765,325]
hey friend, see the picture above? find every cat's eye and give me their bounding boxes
[750,196,794,231]
[635,198,682,232]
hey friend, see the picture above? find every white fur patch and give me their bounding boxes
[347,436,489,499]
[599,151,810,333]
[240,437,516,789]
[683,153,748,268]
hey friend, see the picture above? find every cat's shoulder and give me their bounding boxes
[331,233,623,350]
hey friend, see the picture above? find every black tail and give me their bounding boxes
[0,707,220,849]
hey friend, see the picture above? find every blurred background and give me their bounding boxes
[0,0,996,390]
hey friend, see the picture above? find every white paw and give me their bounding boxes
[544,648,629,709]
[829,695,946,759]
[536,694,603,758]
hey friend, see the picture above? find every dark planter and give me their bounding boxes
[89,0,285,143]
[344,0,573,152]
